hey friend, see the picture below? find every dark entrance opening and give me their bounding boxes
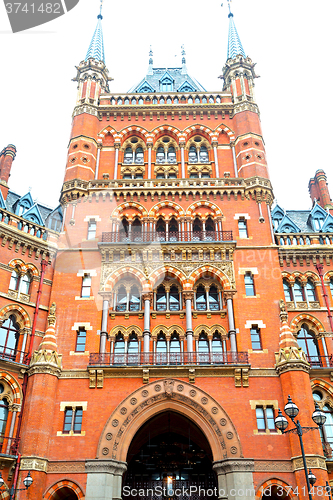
[124,411,218,499]
[51,487,78,500]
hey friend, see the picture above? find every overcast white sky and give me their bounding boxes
[0,0,332,211]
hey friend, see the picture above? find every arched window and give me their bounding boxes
[297,325,320,366]
[170,332,181,364]
[313,392,333,455]
[211,331,224,363]
[20,272,32,295]
[114,333,125,364]
[193,218,202,240]
[195,285,207,311]
[189,146,198,163]
[197,332,209,364]
[208,285,220,310]
[156,146,165,164]
[283,280,293,302]
[127,333,139,364]
[169,218,179,241]
[169,285,180,311]
[135,147,144,164]
[156,285,167,311]
[199,145,209,163]
[116,285,127,312]
[0,396,9,445]
[330,278,333,299]
[156,219,166,240]
[132,219,142,241]
[293,280,304,302]
[156,332,167,364]
[0,315,20,358]
[9,268,20,291]
[167,146,176,164]
[129,286,141,311]
[124,147,133,164]
[119,219,129,241]
[205,217,215,240]
[306,281,317,302]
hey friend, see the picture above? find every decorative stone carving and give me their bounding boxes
[164,379,174,398]
[28,350,62,377]
[292,454,327,471]
[48,302,57,326]
[20,456,48,472]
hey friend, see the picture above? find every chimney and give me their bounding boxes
[0,144,16,200]
[308,170,333,211]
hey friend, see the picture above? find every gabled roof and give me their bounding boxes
[321,213,333,232]
[23,203,44,225]
[0,190,6,210]
[308,202,327,220]
[136,80,155,93]
[6,190,62,228]
[276,214,301,233]
[12,191,34,215]
[271,205,285,219]
[130,67,206,93]
[160,71,174,83]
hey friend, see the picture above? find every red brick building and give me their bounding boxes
[0,3,333,500]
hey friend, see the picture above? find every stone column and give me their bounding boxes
[6,405,19,454]
[184,291,194,353]
[100,295,110,354]
[142,293,152,353]
[113,144,120,180]
[180,142,185,178]
[85,459,127,500]
[212,141,220,178]
[147,143,153,179]
[213,459,255,500]
[225,292,237,353]
[95,144,102,180]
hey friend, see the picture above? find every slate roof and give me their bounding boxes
[285,211,313,233]
[5,190,62,228]
[130,67,206,93]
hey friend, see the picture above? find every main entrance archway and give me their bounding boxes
[124,411,218,499]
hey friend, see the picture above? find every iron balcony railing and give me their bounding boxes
[306,355,333,368]
[0,346,29,365]
[89,351,249,367]
[101,230,233,243]
[0,435,20,456]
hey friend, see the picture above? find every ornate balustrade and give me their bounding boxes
[306,355,333,368]
[0,346,29,365]
[101,230,233,244]
[89,351,249,367]
[0,209,48,240]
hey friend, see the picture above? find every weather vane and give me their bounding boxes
[221,0,232,13]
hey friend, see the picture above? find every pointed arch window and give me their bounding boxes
[195,285,207,311]
[156,332,167,365]
[169,218,179,242]
[205,217,215,240]
[208,285,220,311]
[114,333,125,354]
[197,332,209,364]
[170,332,181,353]
[135,147,144,164]
[127,332,139,364]
[306,281,317,302]
[156,285,167,311]
[116,285,127,312]
[167,146,176,164]
[283,280,293,302]
[0,315,20,358]
[20,272,32,295]
[156,219,166,240]
[297,325,320,366]
[189,146,198,163]
[119,219,129,241]
[169,285,180,311]
[0,397,9,445]
[132,219,142,242]
[193,218,202,240]
[156,146,165,164]
[124,147,133,164]
[9,268,20,291]
[199,145,209,163]
[129,286,141,311]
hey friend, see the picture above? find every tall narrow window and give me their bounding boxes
[198,332,209,364]
[19,272,32,295]
[63,407,83,434]
[129,286,141,311]
[330,279,333,299]
[9,269,20,291]
[135,147,144,164]
[0,316,19,357]
[283,280,293,302]
[244,273,255,296]
[250,326,262,350]
[256,407,275,432]
[195,285,207,310]
[114,334,125,364]
[208,285,220,310]
[81,274,91,298]
[306,281,317,302]
[199,145,209,163]
[293,280,304,301]
[87,220,96,240]
[238,219,248,238]
[297,325,320,366]
[156,286,167,311]
[189,146,198,163]
[73,408,83,433]
[124,147,133,164]
[0,398,8,445]
[75,327,86,352]
[63,408,73,433]
[169,286,180,311]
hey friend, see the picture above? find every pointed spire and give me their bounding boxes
[226,0,246,60]
[85,0,105,63]
[181,45,187,75]
[147,46,153,76]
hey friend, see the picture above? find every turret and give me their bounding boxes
[308,170,333,211]
[0,144,16,200]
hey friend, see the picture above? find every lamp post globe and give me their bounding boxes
[0,473,4,488]
[312,403,327,427]
[308,469,317,486]
[275,408,288,431]
[284,395,299,419]
[23,472,33,489]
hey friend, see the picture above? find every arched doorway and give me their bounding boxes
[49,487,79,500]
[124,411,217,499]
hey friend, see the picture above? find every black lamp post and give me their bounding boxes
[0,471,33,499]
[275,395,326,500]
[306,469,332,500]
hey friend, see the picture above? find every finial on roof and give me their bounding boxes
[181,44,187,75]
[225,0,246,60]
[85,0,106,63]
[147,45,153,75]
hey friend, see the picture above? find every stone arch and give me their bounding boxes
[186,201,223,218]
[324,270,333,282]
[151,125,183,143]
[97,378,243,463]
[110,325,142,340]
[149,201,185,218]
[290,314,325,335]
[112,202,148,219]
[0,304,31,329]
[0,370,23,406]
[43,479,85,500]
[188,265,232,290]
[311,378,333,400]
[98,125,119,142]
[292,272,307,285]
[118,126,150,146]
[184,125,214,143]
[255,478,297,500]
[8,259,39,277]
[303,270,320,284]
[214,125,236,143]
[194,324,228,340]
[104,267,147,292]
[149,265,187,289]
[151,324,185,340]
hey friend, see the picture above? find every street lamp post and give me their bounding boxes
[275,395,326,500]
[306,469,332,500]
[0,471,33,499]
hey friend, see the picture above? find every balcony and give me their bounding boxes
[0,435,20,458]
[101,230,233,244]
[0,346,29,366]
[306,355,333,368]
[89,351,249,367]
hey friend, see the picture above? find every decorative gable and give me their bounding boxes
[23,203,44,226]
[177,80,196,92]
[137,80,155,93]
[13,192,34,216]
[276,214,301,233]
[159,71,174,91]
[321,213,333,233]
[308,202,328,231]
